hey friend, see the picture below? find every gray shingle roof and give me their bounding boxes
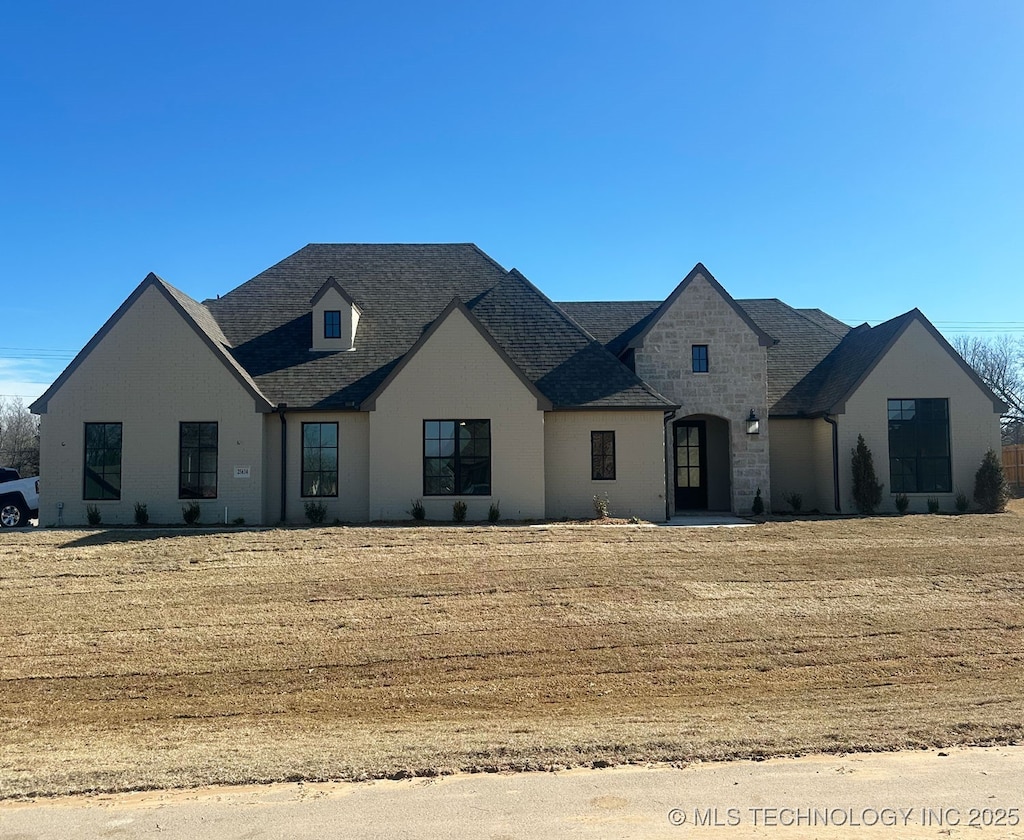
[737,299,851,412]
[557,301,661,355]
[203,244,673,411]
[557,296,856,415]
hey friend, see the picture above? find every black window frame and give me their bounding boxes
[324,310,341,339]
[887,398,952,493]
[179,421,219,499]
[301,421,339,498]
[591,430,616,480]
[83,422,122,500]
[692,344,709,373]
[423,419,491,496]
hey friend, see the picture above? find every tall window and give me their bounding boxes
[302,422,339,497]
[179,422,218,499]
[692,344,709,373]
[424,420,490,495]
[324,310,341,339]
[84,422,122,500]
[591,431,616,480]
[888,399,951,493]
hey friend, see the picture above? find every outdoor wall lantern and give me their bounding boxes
[745,409,761,435]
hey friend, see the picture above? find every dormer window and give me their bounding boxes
[324,310,341,339]
[310,277,361,352]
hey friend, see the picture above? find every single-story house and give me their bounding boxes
[30,244,1005,525]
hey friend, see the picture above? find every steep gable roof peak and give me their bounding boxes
[628,263,776,350]
[310,276,362,311]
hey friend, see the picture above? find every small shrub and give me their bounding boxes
[232,517,246,526]
[783,492,803,513]
[488,501,501,523]
[954,490,969,513]
[851,434,884,514]
[409,499,426,521]
[182,501,201,525]
[927,497,940,514]
[86,504,101,526]
[304,501,327,525]
[751,487,764,515]
[628,515,641,524]
[894,493,909,514]
[133,502,149,526]
[974,449,1009,513]
[593,494,610,519]
[452,500,467,522]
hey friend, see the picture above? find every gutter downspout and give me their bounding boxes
[664,409,677,520]
[276,403,288,523]
[823,413,841,513]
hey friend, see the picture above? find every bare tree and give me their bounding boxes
[952,334,1024,444]
[0,397,40,476]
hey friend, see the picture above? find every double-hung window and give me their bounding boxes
[302,422,339,497]
[179,422,218,499]
[591,431,616,480]
[423,420,490,495]
[84,422,122,500]
[888,398,951,493]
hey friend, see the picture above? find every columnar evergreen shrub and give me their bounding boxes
[851,434,883,514]
[751,488,764,515]
[974,449,1009,513]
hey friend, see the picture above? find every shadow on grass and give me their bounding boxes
[59,526,271,549]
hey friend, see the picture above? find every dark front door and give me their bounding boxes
[674,420,708,510]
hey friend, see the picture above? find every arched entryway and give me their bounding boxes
[672,414,731,511]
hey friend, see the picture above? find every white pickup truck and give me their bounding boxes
[0,467,39,528]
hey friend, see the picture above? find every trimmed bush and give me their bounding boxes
[304,501,327,525]
[133,502,149,526]
[974,449,1009,513]
[452,500,467,522]
[851,434,884,514]
[927,497,940,514]
[751,488,764,515]
[593,494,610,519]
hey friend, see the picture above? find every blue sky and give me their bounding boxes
[3,1,1023,404]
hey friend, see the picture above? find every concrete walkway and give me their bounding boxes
[2,746,1020,839]
[661,513,754,527]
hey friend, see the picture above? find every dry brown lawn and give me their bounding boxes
[2,504,1023,798]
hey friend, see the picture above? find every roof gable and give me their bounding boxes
[771,309,1007,417]
[31,273,273,415]
[360,298,552,411]
[310,276,362,311]
[628,263,776,350]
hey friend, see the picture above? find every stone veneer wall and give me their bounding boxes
[633,273,770,513]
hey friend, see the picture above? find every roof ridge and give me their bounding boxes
[506,268,606,346]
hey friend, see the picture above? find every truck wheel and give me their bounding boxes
[0,501,28,528]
